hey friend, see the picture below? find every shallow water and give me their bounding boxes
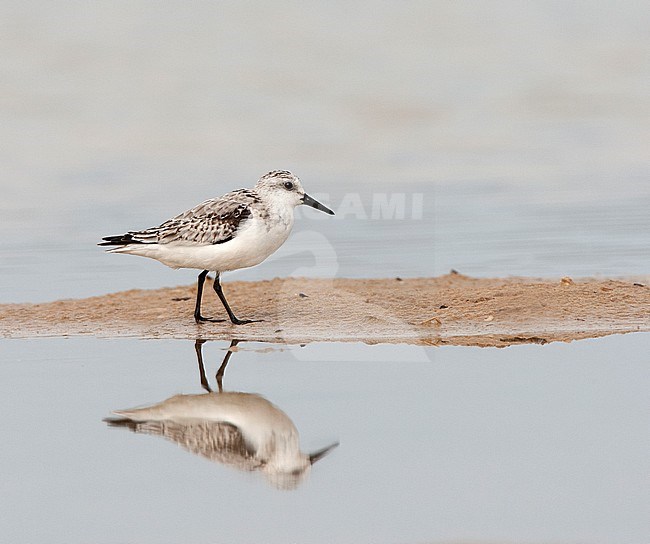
[1,334,648,543]
[3,177,649,304]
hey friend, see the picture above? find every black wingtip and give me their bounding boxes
[98,234,143,246]
[103,417,138,430]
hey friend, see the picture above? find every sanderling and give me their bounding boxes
[107,391,338,489]
[106,340,338,489]
[99,170,334,324]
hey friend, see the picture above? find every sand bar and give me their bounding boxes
[1,274,648,347]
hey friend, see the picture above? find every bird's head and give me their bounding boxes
[255,170,334,215]
[263,441,340,490]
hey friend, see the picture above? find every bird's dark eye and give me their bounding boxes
[284,181,294,190]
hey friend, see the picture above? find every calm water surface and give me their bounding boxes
[2,178,649,304]
[1,335,648,543]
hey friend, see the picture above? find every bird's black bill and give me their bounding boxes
[308,442,339,464]
[302,193,335,215]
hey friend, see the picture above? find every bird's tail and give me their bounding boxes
[98,233,144,246]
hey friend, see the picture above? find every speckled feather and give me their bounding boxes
[101,189,264,246]
[109,418,264,471]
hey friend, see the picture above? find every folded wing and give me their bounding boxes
[99,190,256,247]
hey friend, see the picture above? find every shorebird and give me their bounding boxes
[106,340,338,489]
[99,170,334,324]
[108,391,338,489]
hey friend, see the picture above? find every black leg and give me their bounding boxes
[194,339,212,393]
[194,270,225,323]
[212,272,261,325]
[216,340,240,392]
[194,339,240,393]
[193,270,208,322]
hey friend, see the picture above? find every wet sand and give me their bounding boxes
[1,273,648,347]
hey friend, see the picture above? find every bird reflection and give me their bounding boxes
[106,340,338,490]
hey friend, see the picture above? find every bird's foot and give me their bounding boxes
[229,318,263,325]
[195,315,227,324]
